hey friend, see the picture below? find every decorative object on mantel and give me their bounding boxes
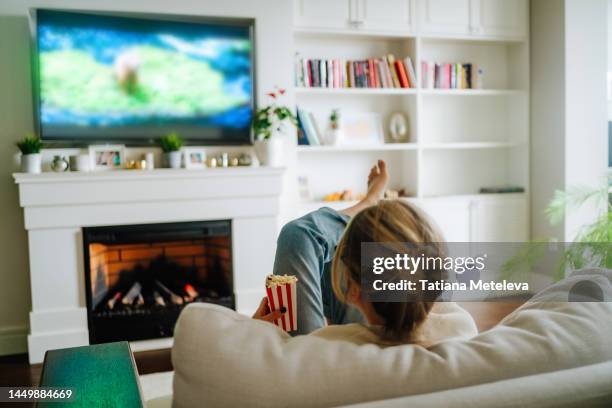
[16,134,43,174]
[69,154,92,172]
[51,155,69,172]
[389,112,409,143]
[184,148,207,169]
[89,145,125,171]
[145,152,155,170]
[125,159,147,170]
[324,109,343,145]
[252,87,296,167]
[238,153,253,166]
[159,132,184,169]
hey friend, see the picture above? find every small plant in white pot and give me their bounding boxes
[252,88,296,167]
[324,109,343,146]
[159,132,184,169]
[16,134,43,174]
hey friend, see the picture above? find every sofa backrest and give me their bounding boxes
[344,360,612,408]
[172,268,612,408]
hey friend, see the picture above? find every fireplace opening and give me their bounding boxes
[83,220,233,344]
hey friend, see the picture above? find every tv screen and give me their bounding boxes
[31,9,255,144]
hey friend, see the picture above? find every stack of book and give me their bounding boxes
[296,108,323,146]
[295,54,417,89]
[421,62,475,89]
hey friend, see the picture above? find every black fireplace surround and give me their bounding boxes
[83,220,234,344]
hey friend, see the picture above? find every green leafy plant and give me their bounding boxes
[252,87,296,140]
[159,132,184,152]
[329,109,340,130]
[16,134,43,155]
[502,181,611,281]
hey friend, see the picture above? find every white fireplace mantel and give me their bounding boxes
[14,167,285,363]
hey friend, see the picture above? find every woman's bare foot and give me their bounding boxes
[364,160,389,206]
[340,160,389,218]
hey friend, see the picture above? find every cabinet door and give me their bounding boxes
[470,196,528,242]
[418,0,473,36]
[475,0,527,38]
[358,0,415,33]
[418,198,471,242]
[294,0,353,30]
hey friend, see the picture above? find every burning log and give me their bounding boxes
[184,283,199,301]
[107,292,122,310]
[153,290,166,307]
[122,282,142,305]
[155,280,183,305]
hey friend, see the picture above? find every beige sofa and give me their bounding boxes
[144,268,612,407]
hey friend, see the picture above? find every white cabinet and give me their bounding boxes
[416,195,527,243]
[358,0,415,33]
[418,198,471,242]
[476,0,527,38]
[294,0,353,30]
[294,0,414,34]
[470,196,528,242]
[418,0,527,39]
[418,0,473,36]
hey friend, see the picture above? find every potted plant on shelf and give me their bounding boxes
[159,132,184,169]
[16,134,43,174]
[324,109,343,146]
[252,87,296,166]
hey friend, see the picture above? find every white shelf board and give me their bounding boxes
[422,142,521,150]
[420,89,524,96]
[296,87,417,96]
[419,33,527,44]
[293,27,416,40]
[297,143,417,153]
[296,87,523,97]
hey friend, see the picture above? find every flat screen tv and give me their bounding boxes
[30,9,255,145]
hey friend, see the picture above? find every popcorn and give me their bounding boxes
[265,275,298,332]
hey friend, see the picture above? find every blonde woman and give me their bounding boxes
[254,161,476,346]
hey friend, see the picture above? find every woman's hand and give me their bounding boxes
[252,297,286,323]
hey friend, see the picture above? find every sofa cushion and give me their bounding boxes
[172,268,612,408]
[345,361,612,408]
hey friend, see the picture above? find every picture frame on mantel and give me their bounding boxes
[89,145,125,171]
[183,148,207,169]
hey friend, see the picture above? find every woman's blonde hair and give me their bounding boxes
[332,200,446,342]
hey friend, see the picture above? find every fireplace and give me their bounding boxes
[83,220,234,344]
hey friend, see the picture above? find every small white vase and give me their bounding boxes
[164,151,182,169]
[21,153,42,174]
[324,127,344,146]
[254,136,284,167]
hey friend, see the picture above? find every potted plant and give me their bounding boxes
[252,87,296,166]
[16,134,43,174]
[502,182,611,281]
[159,132,184,169]
[324,109,343,146]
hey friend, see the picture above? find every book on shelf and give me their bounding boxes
[421,61,476,90]
[295,54,417,89]
[296,108,322,146]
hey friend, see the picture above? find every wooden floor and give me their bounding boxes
[0,301,522,388]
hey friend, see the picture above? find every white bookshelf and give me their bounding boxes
[292,0,530,242]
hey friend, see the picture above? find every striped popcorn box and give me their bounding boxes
[265,274,298,332]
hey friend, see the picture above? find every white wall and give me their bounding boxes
[564,0,608,240]
[530,0,608,241]
[530,0,566,240]
[0,0,294,356]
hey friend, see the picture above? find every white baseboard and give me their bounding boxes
[28,329,89,364]
[0,325,28,356]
